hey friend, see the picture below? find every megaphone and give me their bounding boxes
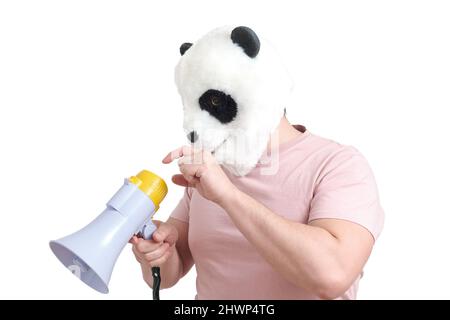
[49,169,168,296]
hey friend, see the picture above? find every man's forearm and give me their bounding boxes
[218,188,349,298]
[142,247,183,289]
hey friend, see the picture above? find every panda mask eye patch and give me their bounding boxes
[199,89,238,124]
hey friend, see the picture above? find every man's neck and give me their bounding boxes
[268,117,303,149]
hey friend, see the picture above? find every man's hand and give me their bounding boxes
[162,146,237,205]
[130,220,178,268]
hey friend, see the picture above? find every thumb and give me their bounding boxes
[152,223,178,245]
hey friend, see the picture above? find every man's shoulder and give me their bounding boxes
[302,132,373,181]
[292,130,363,161]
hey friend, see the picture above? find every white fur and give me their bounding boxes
[175,26,293,176]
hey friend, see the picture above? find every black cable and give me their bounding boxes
[152,266,161,300]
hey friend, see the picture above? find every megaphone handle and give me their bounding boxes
[140,221,158,241]
[139,221,161,301]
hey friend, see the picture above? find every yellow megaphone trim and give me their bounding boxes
[129,170,168,210]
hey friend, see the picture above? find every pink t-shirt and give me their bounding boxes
[170,125,384,299]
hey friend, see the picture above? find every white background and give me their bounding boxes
[1,0,449,299]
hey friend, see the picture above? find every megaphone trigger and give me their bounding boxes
[137,220,158,241]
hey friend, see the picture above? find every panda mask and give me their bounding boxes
[175,26,293,176]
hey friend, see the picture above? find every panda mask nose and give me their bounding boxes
[187,131,199,143]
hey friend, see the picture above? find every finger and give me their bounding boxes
[179,163,203,180]
[132,244,144,262]
[195,165,208,178]
[172,174,189,187]
[144,243,170,262]
[152,220,162,228]
[153,223,178,245]
[162,145,194,164]
[129,235,139,244]
[178,151,206,166]
[135,239,164,253]
[149,247,173,267]
[172,174,199,188]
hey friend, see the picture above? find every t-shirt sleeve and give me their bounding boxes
[308,146,384,240]
[169,187,193,223]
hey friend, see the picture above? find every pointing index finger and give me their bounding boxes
[162,145,194,164]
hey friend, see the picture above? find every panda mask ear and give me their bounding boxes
[180,42,193,55]
[231,26,260,58]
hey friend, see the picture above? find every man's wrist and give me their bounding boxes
[216,184,242,209]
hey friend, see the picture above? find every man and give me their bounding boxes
[131,26,384,299]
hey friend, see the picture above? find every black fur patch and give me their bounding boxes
[180,42,193,55]
[231,26,260,58]
[199,89,238,124]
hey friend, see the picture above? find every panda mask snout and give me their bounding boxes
[187,130,199,143]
